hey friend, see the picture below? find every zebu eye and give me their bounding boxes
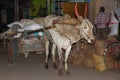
[84,26,87,29]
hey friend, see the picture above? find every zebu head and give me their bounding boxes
[75,19,95,44]
[75,3,95,44]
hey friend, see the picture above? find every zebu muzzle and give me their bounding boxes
[88,39,95,44]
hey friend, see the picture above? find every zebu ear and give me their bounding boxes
[74,19,83,29]
[75,3,83,20]
[74,23,81,29]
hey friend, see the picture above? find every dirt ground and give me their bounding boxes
[0,52,119,80]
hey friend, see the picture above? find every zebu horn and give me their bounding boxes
[84,3,88,18]
[75,3,83,20]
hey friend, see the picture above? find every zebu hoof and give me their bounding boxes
[53,63,57,69]
[65,70,71,76]
[45,63,49,69]
[58,69,64,77]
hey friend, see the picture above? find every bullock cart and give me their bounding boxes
[15,25,56,57]
[19,36,45,58]
[7,25,56,60]
[6,34,45,63]
[2,18,57,63]
[2,2,95,75]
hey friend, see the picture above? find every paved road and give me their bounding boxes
[0,53,119,80]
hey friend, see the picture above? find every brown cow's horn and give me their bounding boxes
[75,3,83,20]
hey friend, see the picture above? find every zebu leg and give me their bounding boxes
[64,45,72,75]
[45,40,49,69]
[51,44,57,69]
[57,47,64,76]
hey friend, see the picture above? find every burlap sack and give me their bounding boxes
[92,54,107,72]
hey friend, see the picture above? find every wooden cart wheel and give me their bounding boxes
[104,42,120,72]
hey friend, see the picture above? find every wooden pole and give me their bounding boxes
[14,0,19,21]
[47,0,50,14]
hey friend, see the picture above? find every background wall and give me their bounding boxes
[69,0,86,2]
[62,2,88,18]
[30,0,46,17]
[89,0,117,24]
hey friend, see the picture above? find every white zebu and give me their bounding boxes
[44,3,95,76]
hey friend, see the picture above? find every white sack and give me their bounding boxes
[109,11,118,36]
